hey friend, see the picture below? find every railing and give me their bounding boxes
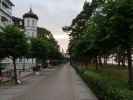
[2,63,35,72]
[1,63,35,81]
[1,5,12,15]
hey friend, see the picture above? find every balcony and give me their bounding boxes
[0,16,11,27]
[1,0,12,16]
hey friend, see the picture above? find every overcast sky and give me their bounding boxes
[12,0,89,52]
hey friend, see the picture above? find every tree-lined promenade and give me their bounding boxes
[1,0,133,100]
[63,0,133,99]
[0,25,63,84]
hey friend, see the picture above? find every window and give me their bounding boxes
[27,19,30,26]
[32,20,34,25]
[33,32,35,37]
[1,16,8,22]
[2,1,10,9]
[19,21,22,25]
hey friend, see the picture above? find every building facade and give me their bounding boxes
[12,8,38,38]
[0,0,14,72]
[12,8,39,70]
[0,1,47,71]
[1,5,39,70]
[0,0,14,27]
[23,8,38,38]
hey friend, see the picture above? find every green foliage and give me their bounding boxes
[0,25,29,83]
[77,67,133,100]
[37,27,55,40]
[37,27,63,61]
[30,37,63,65]
[30,38,48,62]
[65,0,133,61]
[0,25,29,59]
[65,0,133,87]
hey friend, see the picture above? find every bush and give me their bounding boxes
[76,67,133,100]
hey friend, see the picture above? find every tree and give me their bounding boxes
[0,53,7,76]
[0,25,29,84]
[63,0,102,66]
[0,30,8,76]
[98,0,133,88]
[37,26,62,60]
[30,38,48,65]
[65,0,133,88]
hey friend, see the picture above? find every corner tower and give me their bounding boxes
[23,8,38,38]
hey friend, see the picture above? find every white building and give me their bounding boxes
[23,8,38,38]
[0,0,42,71]
[12,8,39,70]
[0,1,41,73]
[12,8,38,38]
[0,0,14,27]
[1,7,39,71]
[0,0,14,71]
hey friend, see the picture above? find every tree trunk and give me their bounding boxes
[104,56,108,65]
[96,56,98,70]
[118,56,121,66]
[0,69,2,76]
[23,58,25,71]
[122,57,126,67]
[70,57,72,66]
[13,58,18,84]
[98,56,102,66]
[112,56,114,65]
[127,48,133,89]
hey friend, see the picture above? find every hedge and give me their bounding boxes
[75,66,133,100]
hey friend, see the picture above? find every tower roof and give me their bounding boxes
[23,8,38,20]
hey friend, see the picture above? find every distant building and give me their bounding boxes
[0,0,14,27]
[12,8,38,38]
[12,8,52,39]
[23,8,38,38]
[12,16,23,28]
[0,2,52,70]
[0,0,14,71]
[12,8,54,69]
[12,8,39,69]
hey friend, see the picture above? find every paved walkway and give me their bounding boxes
[0,64,98,100]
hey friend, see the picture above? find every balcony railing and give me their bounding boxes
[1,6,12,15]
[0,0,12,15]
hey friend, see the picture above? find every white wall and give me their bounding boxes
[24,18,38,38]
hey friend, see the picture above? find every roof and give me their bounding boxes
[23,8,38,20]
[12,16,23,22]
[12,16,24,28]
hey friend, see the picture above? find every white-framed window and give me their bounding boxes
[32,20,34,26]
[27,19,30,26]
